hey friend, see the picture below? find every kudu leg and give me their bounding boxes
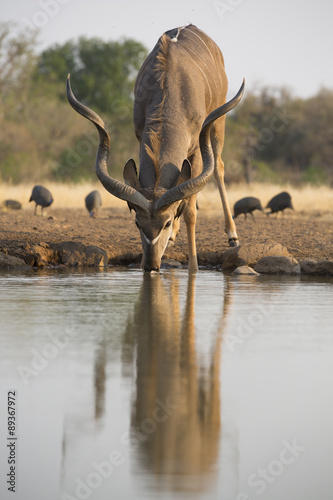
[183,194,199,273]
[214,157,239,246]
[211,121,239,247]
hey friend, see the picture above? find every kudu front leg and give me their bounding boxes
[214,157,239,246]
[183,195,199,273]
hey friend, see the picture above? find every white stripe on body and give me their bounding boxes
[176,44,213,108]
[182,27,224,100]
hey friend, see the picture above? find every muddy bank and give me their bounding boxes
[1,207,333,273]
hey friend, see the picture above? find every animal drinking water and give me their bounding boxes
[67,25,244,271]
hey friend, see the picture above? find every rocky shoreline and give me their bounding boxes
[1,239,333,276]
[1,208,333,275]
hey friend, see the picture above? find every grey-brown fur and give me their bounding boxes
[66,25,244,272]
[131,25,244,269]
[134,25,227,190]
[233,197,263,220]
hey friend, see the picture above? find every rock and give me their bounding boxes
[3,199,22,210]
[27,244,57,266]
[0,252,27,267]
[85,245,108,267]
[300,259,333,275]
[109,252,142,266]
[232,265,260,275]
[38,242,50,249]
[36,259,50,268]
[56,264,68,269]
[161,258,182,268]
[254,256,301,274]
[25,254,37,266]
[197,251,221,266]
[56,242,108,267]
[222,242,290,270]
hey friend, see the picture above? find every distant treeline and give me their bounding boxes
[1,21,332,186]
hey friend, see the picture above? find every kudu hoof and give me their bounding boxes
[228,238,239,247]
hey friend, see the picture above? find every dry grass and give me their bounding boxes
[0,182,125,210]
[0,181,332,214]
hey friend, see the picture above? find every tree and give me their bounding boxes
[0,23,95,183]
[1,23,332,186]
[33,37,148,181]
[0,21,38,120]
[34,37,147,118]
[223,85,333,185]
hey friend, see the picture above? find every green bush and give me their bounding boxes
[302,165,328,185]
[255,161,280,184]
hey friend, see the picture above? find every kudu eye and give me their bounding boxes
[164,220,171,229]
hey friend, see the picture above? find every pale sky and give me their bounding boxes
[2,0,333,98]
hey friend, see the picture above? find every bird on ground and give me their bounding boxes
[233,196,264,221]
[29,185,53,216]
[266,192,293,215]
[85,190,102,217]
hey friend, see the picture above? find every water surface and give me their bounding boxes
[0,268,332,500]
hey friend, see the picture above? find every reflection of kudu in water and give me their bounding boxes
[125,272,228,491]
[60,336,108,479]
[94,337,107,421]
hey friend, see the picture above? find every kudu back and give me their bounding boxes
[67,24,244,272]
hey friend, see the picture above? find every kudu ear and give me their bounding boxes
[175,200,186,219]
[123,159,141,190]
[174,159,192,186]
[123,159,144,213]
[173,161,192,218]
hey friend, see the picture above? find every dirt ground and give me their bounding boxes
[1,205,333,267]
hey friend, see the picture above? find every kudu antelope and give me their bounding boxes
[66,24,244,272]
